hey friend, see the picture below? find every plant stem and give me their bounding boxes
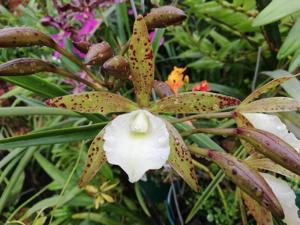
[181,127,236,137]
[0,107,79,117]
[55,68,104,91]
[53,44,105,87]
[170,111,233,124]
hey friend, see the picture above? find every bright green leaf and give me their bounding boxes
[253,0,300,26]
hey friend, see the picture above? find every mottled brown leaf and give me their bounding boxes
[46,91,138,115]
[128,15,154,107]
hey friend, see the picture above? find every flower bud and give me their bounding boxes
[153,80,174,98]
[190,146,284,219]
[73,40,91,54]
[237,128,300,177]
[85,42,114,66]
[0,27,55,48]
[0,58,55,76]
[144,5,187,29]
[102,55,130,80]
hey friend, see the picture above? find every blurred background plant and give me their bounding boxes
[0,0,299,225]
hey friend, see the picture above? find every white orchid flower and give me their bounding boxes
[261,173,300,225]
[103,110,170,182]
[242,113,300,152]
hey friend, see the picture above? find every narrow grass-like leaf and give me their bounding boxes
[0,147,36,213]
[128,15,154,107]
[0,75,67,98]
[150,92,240,114]
[134,183,151,217]
[46,92,138,115]
[0,106,78,117]
[0,122,107,149]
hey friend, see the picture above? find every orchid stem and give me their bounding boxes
[170,111,233,124]
[181,127,236,137]
[53,44,105,88]
[55,68,104,91]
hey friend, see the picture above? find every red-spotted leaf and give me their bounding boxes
[165,121,199,192]
[79,129,106,187]
[189,146,284,219]
[46,92,138,115]
[128,15,154,107]
[150,92,240,113]
[242,192,274,225]
[241,75,297,105]
[237,128,300,176]
[238,97,300,113]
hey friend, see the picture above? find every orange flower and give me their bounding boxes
[165,66,187,94]
[192,80,210,92]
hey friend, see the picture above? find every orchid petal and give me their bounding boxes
[242,113,300,152]
[150,92,240,114]
[128,16,154,107]
[79,129,106,187]
[261,173,300,225]
[103,110,170,182]
[165,121,199,191]
[46,91,138,115]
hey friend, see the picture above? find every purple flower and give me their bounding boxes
[149,30,165,46]
[64,71,92,94]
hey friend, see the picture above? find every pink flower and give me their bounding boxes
[149,30,165,46]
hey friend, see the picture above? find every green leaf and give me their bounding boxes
[150,92,240,114]
[238,97,300,113]
[134,183,151,217]
[187,57,224,70]
[253,0,300,26]
[0,75,67,98]
[165,121,199,192]
[0,122,107,149]
[278,19,300,59]
[46,91,138,115]
[34,151,66,186]
[79,129,106,187]
[128,16,154,107]
[0,106,78,117]
[289,49,300,72]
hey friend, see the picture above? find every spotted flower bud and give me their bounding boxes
[0,58,55,76]
[85,42,114,66]
[73,41,91,54]
[102,55,130,80]
[153,80,174,98]
[0,27,55,48]
[144,5,187,29]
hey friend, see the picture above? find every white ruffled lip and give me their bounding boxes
[261,173,300,225]
[103,110,170,182]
